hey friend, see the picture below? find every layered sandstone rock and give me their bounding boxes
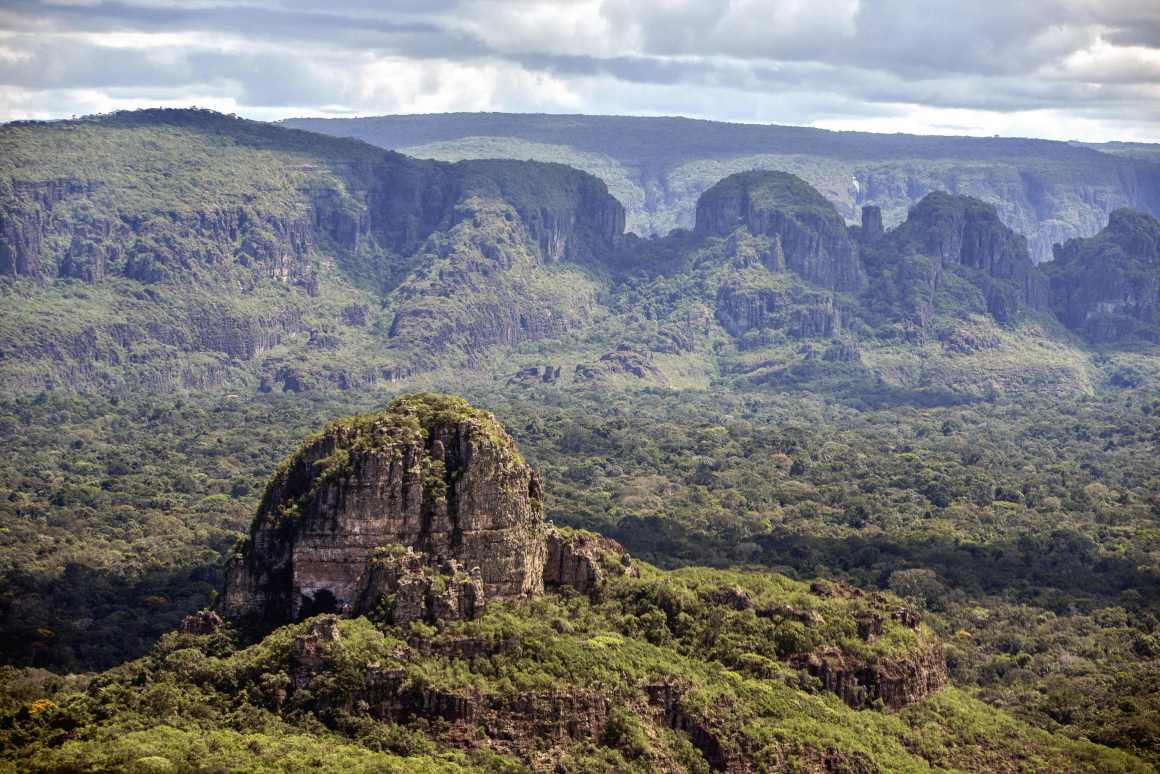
[789,640,948,710]
[1047,208,1160,343]
[221,393,635,630]
[220,394,549,628]
[695,171,864,292]
[789,591,948,710]
[879,191,1048,322]
[544,526,638,599]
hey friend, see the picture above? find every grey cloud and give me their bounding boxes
[0,0,1157,141]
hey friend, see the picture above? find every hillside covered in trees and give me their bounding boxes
[1,109,1159,771]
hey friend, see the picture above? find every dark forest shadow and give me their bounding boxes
[0,560,221,673]
[609,515,1159,611]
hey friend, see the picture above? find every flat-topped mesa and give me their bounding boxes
[220,393,632,630]
[694,170,865,292]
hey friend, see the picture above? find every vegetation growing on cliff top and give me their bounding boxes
[283,112,1160,261]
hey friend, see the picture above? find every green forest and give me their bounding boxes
[1,107,1159,772]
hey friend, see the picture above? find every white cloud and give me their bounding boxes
[0,0,1156,141]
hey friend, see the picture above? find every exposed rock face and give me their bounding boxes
[459,159,625,264]
[574,348,661,381]
[354,550,487,624]
[789,640,948,710]
[507,365,563,386]
[221,393,636,631]
[790,586,948,710]
[0,112,629,393]
[715,284,842,343]
[220,394,549,628]
[881,192,1047,322]
[1046,208,1160,343]
[179,609,224,636]
[715,286,791,338]
[695,171,864,291]
[288,113,1160,264]
[544,527,638,598]
[860,205,884,243]
[0,128,627,286]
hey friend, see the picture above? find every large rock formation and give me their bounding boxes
[220,394,548,626]
[221,393,632,629]
[876,192,1047,322]
[0,109,628,392]
[0,111,624,288]
[695,171,864,291]
[285,112,1160,264]
[1046,208,1160,343]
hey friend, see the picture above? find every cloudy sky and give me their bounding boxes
[1,0,1158,141]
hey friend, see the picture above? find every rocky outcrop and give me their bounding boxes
[715,286,791,337]
[355,550,486,624]
[179,609,224,636]
[506,365,562,386]
[0,182,326,287]
[0,148,624,288]
[459,159,625,265]
[286,112,1160,264]
[544,526,637,599]
[881,192,1047,322]
[1046,208,1160,343]
[220,393,636,631]
[695,171,864,291]
[0,112,631,393]
[789,639,947,710]
[574,348,661,381]
[220,394,549,628]
[860,205,884,243]
[645,681,749,772]
[788,588,948,709]
[715,284,842,343]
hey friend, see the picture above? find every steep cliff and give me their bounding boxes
[695,171,864,291]
[220,394,548,627]
[284,112,1160,262]
[1046,208,1160,343]
[865,192,1047,324]
[0,109,627,391]
[221,394,637,630]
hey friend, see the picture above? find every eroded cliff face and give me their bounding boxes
[220,394,549,627]
[695,171,864,292]
[869,192,1047,323]
[792,581,949,710]
[220,394,635,630]
[0,157,431,287]
[0,112,630,392]
[285,112,1160,266]
[1046,208,1160,343]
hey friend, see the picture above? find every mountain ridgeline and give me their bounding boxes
[1,108,1157,403]
[282,112,1160,263]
